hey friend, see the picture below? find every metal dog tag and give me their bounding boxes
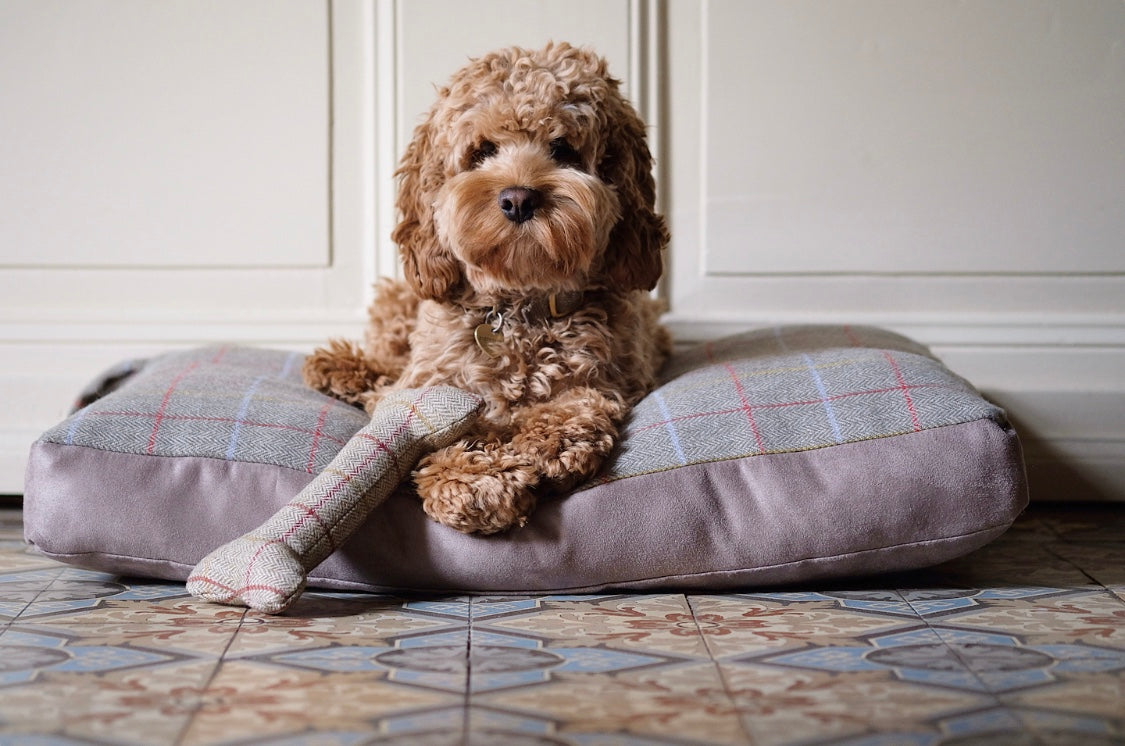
[474,323,504,357]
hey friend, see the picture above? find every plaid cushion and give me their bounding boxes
[39,346,369,475]
[39,326,1003,488]
[26,325,1025,594]
[598,325,1003,484]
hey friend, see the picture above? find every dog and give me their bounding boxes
[303,42,671,534]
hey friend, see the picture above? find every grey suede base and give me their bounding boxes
[24,418,1026,594]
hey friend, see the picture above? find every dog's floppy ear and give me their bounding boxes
[599,93,668,292]
[393,112,463,301]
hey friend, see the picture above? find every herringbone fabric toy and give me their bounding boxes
[186,386,482,613]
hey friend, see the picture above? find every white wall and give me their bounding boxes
[1,0,1122,499]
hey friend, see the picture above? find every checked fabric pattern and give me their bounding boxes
[26,325,1021,596]
[39,326,1005,495]
[597,325,1005,484]
[40,346,371,474]
[186,386,482,613]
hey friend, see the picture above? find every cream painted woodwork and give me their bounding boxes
[1,0,1122,500]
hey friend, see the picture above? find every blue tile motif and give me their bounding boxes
[0,629,182,686]
[755,625,1125,694]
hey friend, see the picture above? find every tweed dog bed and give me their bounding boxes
[23,325,1027,594]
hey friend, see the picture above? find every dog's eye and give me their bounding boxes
[469,141,497,168]
[549,138,583,169]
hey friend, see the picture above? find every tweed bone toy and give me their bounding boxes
[187,386,482,614]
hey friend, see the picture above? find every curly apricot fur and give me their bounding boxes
[304,43,670,534]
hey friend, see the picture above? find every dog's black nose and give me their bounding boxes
[498,187,541,223]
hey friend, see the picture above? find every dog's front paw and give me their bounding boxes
[302,339,391,404]
[413,443,537,534]
[510,389,620,488]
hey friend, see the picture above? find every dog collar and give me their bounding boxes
[472,291,585,357]
[525,290,585,322]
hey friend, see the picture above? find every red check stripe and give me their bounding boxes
[725,363,765,454]
[286,393,421,543]
[883,351,922,432]
[87,411,349,448]
[184,573,289,601]
[634,382,952,435]
[246,389,431,591]
[286,504,335,548]
[147,361,200,454]
[305,402,333,474]
[278,432,397,551]
[245,538,292,592]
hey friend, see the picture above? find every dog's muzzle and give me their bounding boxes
[498,187,542,224]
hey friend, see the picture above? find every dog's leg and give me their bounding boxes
[413,438,539,534]
[413,387,623,534]
[361,278,418,376]
[302,279,419,405]
[509,387,624,490]
[302,339,393,406]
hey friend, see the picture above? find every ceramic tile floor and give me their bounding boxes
[1,505,1123,746]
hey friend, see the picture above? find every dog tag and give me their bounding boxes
[474,323,504,357]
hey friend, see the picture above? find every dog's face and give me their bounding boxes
[394,43,667,301]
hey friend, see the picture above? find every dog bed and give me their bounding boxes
[23,325,1027,594]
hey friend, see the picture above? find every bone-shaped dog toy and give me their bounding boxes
[187,386,482,614]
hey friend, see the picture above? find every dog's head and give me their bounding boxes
[394,42,667,301]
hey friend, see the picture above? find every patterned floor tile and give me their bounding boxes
[223,593,467,657]
[475,594,714,658]
[741,625,1005,693]
[247,627,471,695]
[684,593,921,659]
[0,541,66,575]
[925,540,1105,589]
[1035,505,1125,543]
[720,662,1000,745]
[15,568,250,626]
[1050,542,1125,596]
[0,663,219,746]
[1002,675,1125,736]
[0,507,25,538]
[925,588,1125,646]
[10,616,241,660]
[177,660,463,746]
[466,598,747,744]
[0,626,219,745]
[0,567,65,623]
[475,663,749,745]
[471,629,690,696]
[993,509,1067,544]
[1,504,1123,745]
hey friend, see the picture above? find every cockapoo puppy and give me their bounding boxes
[304,42,670,534]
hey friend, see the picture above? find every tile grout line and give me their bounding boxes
[462,596,473,746]
[171,604,250,746]
[684,594,756,746]
[5,576,52,626]
[7,565,81,626]
[896,586,1040,738]
[1042,541,1116,595]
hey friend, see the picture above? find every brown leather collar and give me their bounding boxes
[461,290,586,327]
[519,290,585,323]
[469,291,586,357]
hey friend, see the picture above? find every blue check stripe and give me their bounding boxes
[804,354,844,444]
[65,407,89,446]
[279,351,302,380]
[226,375,266,460]
[653,390,688,465]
